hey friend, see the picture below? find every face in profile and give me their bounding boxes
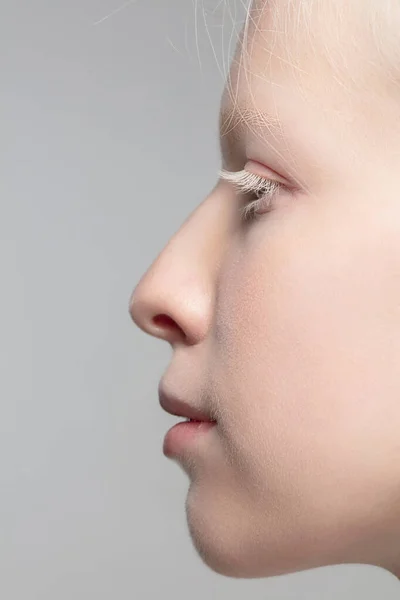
[129,0,400,581]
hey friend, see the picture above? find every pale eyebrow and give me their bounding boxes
[218,104,287,162]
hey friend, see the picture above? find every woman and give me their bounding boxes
[129,0,400,581]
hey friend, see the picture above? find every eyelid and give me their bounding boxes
[218,163,284,194]
[244,160,288,185]
[218,168,278,194]
[219,159,288,186]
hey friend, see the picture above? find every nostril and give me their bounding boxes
[152,314,186,342]
[153,314,175,329]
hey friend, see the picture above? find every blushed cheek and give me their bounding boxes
[214,211,400,499]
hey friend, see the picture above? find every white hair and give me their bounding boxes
[216,0,400,190]
[234,0,400,99]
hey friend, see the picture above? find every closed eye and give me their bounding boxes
[218,168,284,222]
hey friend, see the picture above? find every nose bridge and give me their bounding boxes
[129,184,227,344]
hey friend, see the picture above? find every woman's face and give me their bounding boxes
[129,0,400,579]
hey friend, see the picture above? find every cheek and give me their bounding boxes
[213,209,400,503]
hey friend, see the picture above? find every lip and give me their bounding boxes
[163,420,216,457]
[158,386,215,422]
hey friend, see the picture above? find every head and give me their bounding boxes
[129,0,400,581]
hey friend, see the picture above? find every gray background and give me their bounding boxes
[2,0,400,597]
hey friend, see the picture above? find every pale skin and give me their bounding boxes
[129,0,400,581]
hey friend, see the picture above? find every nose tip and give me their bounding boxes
[128,288,140,327]
[128,286,186,343]
[128,286,151,333]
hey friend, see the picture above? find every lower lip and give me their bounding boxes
[163,420,216,457]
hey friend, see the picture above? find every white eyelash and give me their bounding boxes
[218,168,281,221]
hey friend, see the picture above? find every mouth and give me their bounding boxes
[163,418,217,457]
[158,387,216,423]
[183,418,215,422]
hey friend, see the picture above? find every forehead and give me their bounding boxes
[218,1,324,158]
[219,2,316,129]
[219,0,380,144]
[217,0,392,187]
[223,0,374,101]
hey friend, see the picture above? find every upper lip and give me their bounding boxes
[158,386,215,422]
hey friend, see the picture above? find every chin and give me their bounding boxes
[185,511,313,579]
[183,481,368,580]
[184,484,310,579]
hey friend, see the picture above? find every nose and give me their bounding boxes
[128,187,225,346]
